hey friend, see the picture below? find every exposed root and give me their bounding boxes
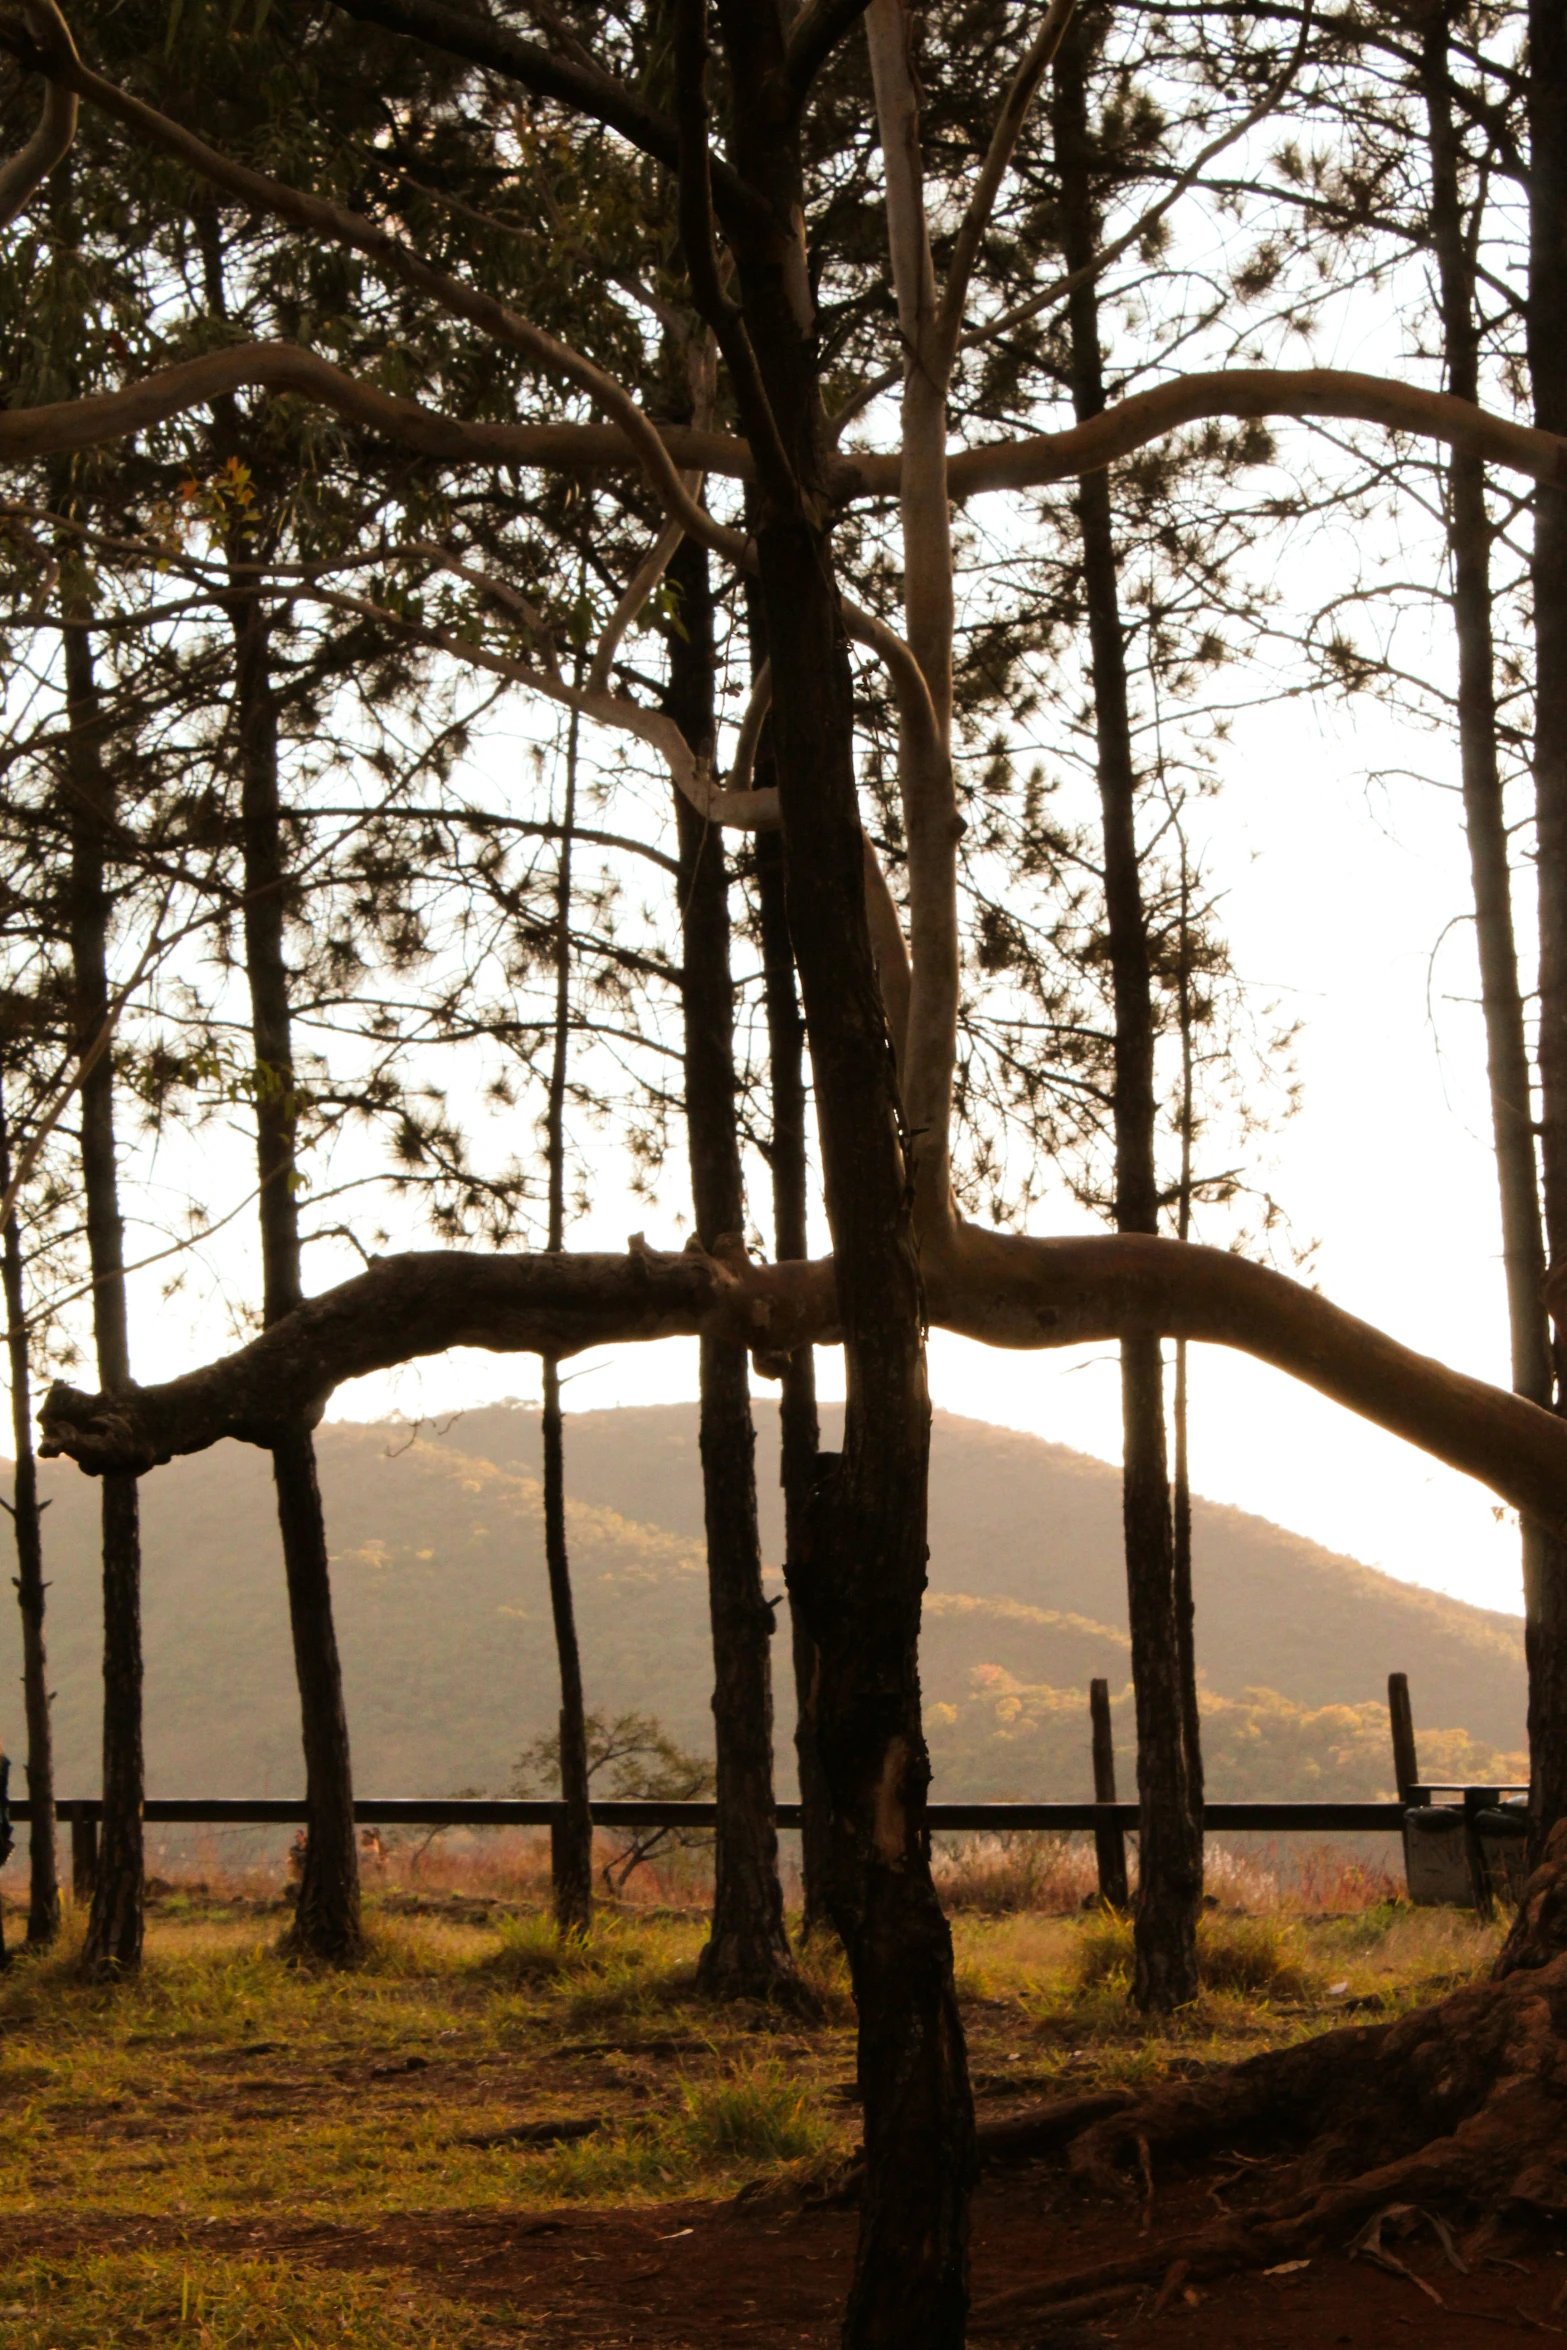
[969,1825,1567,2326]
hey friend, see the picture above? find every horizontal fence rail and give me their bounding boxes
[17,1797,1419,1833]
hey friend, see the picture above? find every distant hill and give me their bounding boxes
[0,1403,1526,1810]
[433,1402,1529,1749]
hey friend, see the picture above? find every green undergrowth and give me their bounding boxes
[0,2253,520,2348]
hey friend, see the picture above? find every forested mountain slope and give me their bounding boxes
[0,1405,1525,1804]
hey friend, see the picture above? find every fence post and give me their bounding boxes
[1089,1679,1129,1909]
[69,1806,98,1904]
[1388,1672,1420,1805]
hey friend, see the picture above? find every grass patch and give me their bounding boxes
[1070,1910,1309,1998]
[0,2254,513,2348]
[676,2059,828,2164]
[0,1882,1505,2244]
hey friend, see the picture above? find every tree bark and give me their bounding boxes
[1525,0,1567,1859]
[540,687,594,1936]
[679,6,974,2325]
[664,534,796,2001]
[749,560,830,1941]
[229,588,362,1964]
[1419,13,1560,1876]
[541,1352,592,1931]
[62,616,144,1977]
[1054,9,1201,2012]
[0,1087,60,1947]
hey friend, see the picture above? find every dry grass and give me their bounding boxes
[0,2255,519,2349]
[0,1857,1507,2341]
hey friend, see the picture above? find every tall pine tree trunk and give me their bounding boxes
[755,819,830,1938]
[1422,13,1557,1869]
[63,618,144,1978]
[0,1086,60,1947]
[748,562,830,1940]
[229,591,362,1964]
[1054,11,1201,2011]
[1523,0,1567,1857]
[665,538,796,2000]
[542,696,592,1937]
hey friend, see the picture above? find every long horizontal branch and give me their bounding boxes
[37,1245,837,1469]
[7,346,1566,503]
[39,1229,1567,1536]
[0,341,739,474]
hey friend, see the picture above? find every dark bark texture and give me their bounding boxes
[686,4,975,2331]
[541,689,593,1937]
[542,1354,593,1935]
[1420,13,1560,1882]
[666,535,796,2001]
[749,548,830,1940]
[1054,10,1202,2011]
[0,1094,60,1947]
[230,589,362,1964]
[755,804,831,1938]
[63,618,144,1977]
[1529,0,1567,1860]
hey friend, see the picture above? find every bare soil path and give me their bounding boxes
[11,2166,1564,2343]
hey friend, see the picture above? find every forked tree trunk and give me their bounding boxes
[1054,11,1202,2011]
[540,689,594,1937]
[229,590,362,1964]
[0,1089,60,1948]
[62,618,144,1977]
[758,504,970,2349]
[749,573,830,1940]
[665,536,797,2001]
[1525,0,1567,1860]
[666,14,974,2325]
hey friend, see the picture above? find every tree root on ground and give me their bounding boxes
[969,1825,1567,2329]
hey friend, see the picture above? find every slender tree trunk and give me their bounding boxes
[664,536,796,2000]
[0,1087,60,1947]
[1422,14,1559,1868]
[748,561,830,1940]
[62,618,144,1977]
[1512,0,1567,1861]
[1054,12,1201,2010]
[1172,866,1203,1815]
[542,693,592,1937]
[756,822,830,1939]
[229,591,362,1963]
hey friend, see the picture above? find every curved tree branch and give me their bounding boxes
[9,0,747,564]
[39,1230,1567,1539]
[7,346,1567,505]
[0,1,78,228]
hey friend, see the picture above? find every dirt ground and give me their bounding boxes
[11,2160,1566,2344]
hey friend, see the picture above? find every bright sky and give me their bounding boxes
[315,663,1530,1624]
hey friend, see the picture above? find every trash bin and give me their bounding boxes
[1403,1805,1473,1906]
